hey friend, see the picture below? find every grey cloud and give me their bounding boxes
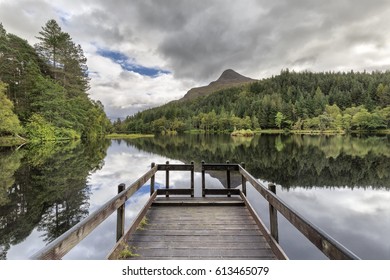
[1,0,390,117]
[66,8,127,46]
[154,0,390,79]
[0,0,56,43]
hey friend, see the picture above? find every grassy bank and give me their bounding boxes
[105,133,155,139]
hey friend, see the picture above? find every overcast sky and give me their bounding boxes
[1,0,390,119]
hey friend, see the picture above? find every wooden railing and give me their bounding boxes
[30,161,360,260]
[237,164,360,260]
[30,161,194,260]
[30,165,158,260]
[154,161,195,197]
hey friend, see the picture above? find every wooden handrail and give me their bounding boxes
[30,165,158,260]
[238,165,360,260]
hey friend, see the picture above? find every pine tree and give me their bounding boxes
[35,19,66,80]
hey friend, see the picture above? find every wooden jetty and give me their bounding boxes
[30,161,360,260]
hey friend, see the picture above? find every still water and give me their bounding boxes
[1,134,389,259]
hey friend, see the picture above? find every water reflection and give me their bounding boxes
[128,134,390,189]
[247,185,390,259]
[0,140,109,259]
[1,134,389,259]
[126,134,390,259]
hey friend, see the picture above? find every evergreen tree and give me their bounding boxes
[118,70,390,133]
[0,82,23,136]
[35,19,66,80]
[35,20,90,93]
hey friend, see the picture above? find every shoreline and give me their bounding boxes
[184,129,390,136]
[105,133,155,139]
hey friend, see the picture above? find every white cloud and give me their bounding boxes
[86,48,193,118]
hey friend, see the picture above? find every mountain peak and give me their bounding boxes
[217,69,247,82]
[181,69,257,101]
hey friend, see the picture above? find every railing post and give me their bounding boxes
[190,161,194,197]
[241,162,247,196]
[165,161,169,198]
[201,160,205,197]
[116,183,126,242]
[226,160,231,197]
[150,162,155,196]
[268,183,279,242]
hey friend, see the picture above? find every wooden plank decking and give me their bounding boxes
[116,197,277,260]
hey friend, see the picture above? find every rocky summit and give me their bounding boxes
[180,69,257,101]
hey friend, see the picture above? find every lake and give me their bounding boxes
[1,134,389,260]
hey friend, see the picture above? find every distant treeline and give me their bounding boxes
[115,69,390,134]
[0,20,111,141]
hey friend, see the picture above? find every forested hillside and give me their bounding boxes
[0,20,111,141]
[116,69,390,134]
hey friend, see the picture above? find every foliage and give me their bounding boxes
[25,113,80,141]
[25,114,56,141]
[275,112,285,129]
[0,149,24,206]
[231,129,254,137]
[0,82,23,136]
[137,217,148,230]
[105,133,154,139]
[0,21,110,141]
[118,244,139,259]
[117,69,390,134]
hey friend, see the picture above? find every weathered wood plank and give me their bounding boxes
[152,198,244,206]
[146,210,251,217]
[157,164,194,171]
[154,197,244,202]
[127,248,275,258]
[203,189,240,196]
[165,161,169,198]
[146,212,251,218]
[116,183,126,241]
[129,235,269,243]
[144,224,259,230]
[146,219,257,225]
[131,229,264,236]
[190,161,194,197]
[121,202,277,260]
[128,241,269,249]
[150,162,155,195]
[156,188,193,196]
[268,183,279,242]
[202,164,240,171]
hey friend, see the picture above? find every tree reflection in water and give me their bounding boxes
[0,140,110,259]
[127,134,390,189]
